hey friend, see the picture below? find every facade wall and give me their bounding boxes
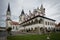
[11,25,20,31]
[19,17,55,31]
[44,19,55,29]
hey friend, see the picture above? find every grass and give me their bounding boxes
[7,32,60,40]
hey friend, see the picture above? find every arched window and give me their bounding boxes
[35,27,37,30]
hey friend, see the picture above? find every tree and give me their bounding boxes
[6,27,12,35]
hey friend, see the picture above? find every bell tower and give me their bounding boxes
[6,3,11,28]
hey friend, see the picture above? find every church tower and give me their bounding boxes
[19,9,25,24]
[6,3,11,28]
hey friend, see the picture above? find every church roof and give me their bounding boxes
[7,3,10,11]
[55,23,60,27]
[20,9,25,16]
[10,21,19,25]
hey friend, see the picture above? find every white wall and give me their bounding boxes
[19,17,55,31]
[11,25,20,31]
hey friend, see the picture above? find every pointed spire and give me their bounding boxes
[40,4,43,10]
[7,3,10,11]
[29,10,32,16]
[20,9,25,16]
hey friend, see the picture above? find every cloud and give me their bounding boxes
[0,0,60,27]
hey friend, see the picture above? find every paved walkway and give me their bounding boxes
[0,37,7,40]
[0,31,7,40]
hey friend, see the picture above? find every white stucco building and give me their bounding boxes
[6,3,56,33]
[19,4,55,33]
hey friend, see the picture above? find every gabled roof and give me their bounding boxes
[57,23,60,27]
[55,23,60,27]
[7,3,10,11]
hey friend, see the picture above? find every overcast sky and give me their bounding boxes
[0,0,60,27]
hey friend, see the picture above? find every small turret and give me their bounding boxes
[40,4,43,10]
[29,10,32,16]
[20,9,25,16]
[19,9,26,23]
[40,4,45,16]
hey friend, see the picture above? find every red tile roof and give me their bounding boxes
[57,23,60,27]
[55,23,60,27]
[10,21,19,25]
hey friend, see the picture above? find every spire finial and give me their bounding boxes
[40,4,43,10]
[41,4,43,7]
[7,3,10,11]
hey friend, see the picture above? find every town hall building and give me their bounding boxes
[6,3,56,34]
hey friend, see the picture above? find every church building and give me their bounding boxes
[6,3,20,31]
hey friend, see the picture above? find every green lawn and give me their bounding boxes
[7,32,60,40]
